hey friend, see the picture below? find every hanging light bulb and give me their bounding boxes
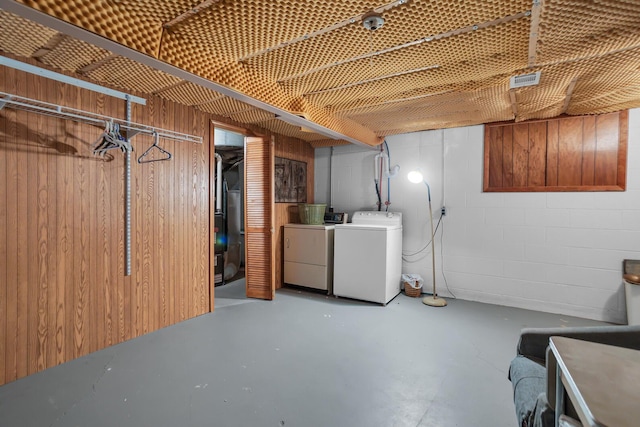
[407,170,424,184]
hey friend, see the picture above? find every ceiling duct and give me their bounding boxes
[510,71,541,89]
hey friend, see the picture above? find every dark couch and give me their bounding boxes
[508,325,640,427]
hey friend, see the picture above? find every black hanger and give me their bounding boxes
[137,132,172,163]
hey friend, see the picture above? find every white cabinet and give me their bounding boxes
[283,224,334,294]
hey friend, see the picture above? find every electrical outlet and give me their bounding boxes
[441,206,447,216]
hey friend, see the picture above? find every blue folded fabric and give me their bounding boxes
[509,355,549,427]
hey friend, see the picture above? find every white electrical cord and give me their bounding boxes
[439,128,455,298]
[441,129,446,208]
[439,217,456,299]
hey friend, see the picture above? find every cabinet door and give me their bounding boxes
[284,228,327,266]
[284,262,328,291]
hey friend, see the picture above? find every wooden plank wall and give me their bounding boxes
[273,135,315,289]
[484,111,627,192]
[0,65,211,385]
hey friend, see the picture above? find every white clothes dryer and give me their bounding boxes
[333,211,402,305]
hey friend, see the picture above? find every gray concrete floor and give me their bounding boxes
[0,281,606,427]
[215,278,254,309]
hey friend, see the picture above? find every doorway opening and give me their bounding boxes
[213,126,246,291]
[211,124,275,308]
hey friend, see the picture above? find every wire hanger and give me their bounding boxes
[138,132,172,163]
[92,121,132,156]
[92,121,116,156]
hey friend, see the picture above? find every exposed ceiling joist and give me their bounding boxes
[509,89,518,115]
[562,77,578,113]
[151,79,190,95]
[240,0,409,62]
[337,90,455,114]
[163,0,223,29]
[528,0,543,67]
[77,53,118,75]
[192,94,228,107]
[537,42,640,68]
[32,33,68,58]
[304,64,439,96]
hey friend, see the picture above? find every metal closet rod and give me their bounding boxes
[0,91,202,144]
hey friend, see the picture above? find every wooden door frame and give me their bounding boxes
[209,121,265,310]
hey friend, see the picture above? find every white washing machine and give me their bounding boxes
[333,211,402,305]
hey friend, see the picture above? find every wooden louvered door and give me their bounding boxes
[244,136,275,300]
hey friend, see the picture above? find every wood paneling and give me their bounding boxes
[546,120,559,186]
[273,135,315,289]
[512,123,529,187]
[594,112,620,186]
[0,64,210,385]
[502,126,513,188]
[557,116,583,186]
[528,121,546,187]
[581,115,596,186]
[484,112,627,192]
[487,126,503,188]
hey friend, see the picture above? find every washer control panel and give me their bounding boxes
[351,211,402,226]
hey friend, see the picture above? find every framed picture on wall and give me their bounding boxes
[275,157,307,203]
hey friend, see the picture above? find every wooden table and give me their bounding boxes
[549,337,640,427]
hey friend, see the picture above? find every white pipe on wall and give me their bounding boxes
[373,151,400,179]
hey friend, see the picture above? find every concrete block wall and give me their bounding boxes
[315,108,640,323]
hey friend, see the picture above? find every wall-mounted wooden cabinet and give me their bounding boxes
[484,111,628,192]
